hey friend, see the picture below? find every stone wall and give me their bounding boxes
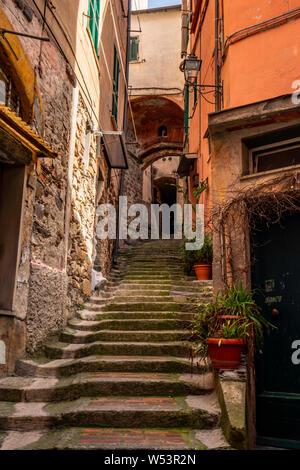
[0,0,73,355]
[67,94,97,314]
[123,150,143,207]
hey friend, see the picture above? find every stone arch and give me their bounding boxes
[141,148,182,171]
[0,8,36,121]
[128,95,184,168]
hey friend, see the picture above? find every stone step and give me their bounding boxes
[0,427,230,450]
[68,318,193,332]
[124,270,183,275]
[16,356,207,378]
[0,372,214,402]
[107,296,177,303]
[114,290,172,296]
[123,275,186,280]
[100,302,196,312]
[174,280,212,287]
[117,280,173,285]
[60,329,192,344]
[172,285,213,292]
[78,311,196,321]
[89,296,180,304]
[115,284,172,290]
[44,340,195,359]
[0,393,220,431]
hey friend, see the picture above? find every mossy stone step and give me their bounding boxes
[60,328,193,344]
[68,318,193,332]
[78,311,196,321]
[0,372,214,402]
[16,355,207,378]
[116,284,171,290]
[100,302,183,312]
[44,340,195,360]
[0,393,220,431]
[0,427,220,450]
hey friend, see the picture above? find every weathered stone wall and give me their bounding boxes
[67,94,97,314]
[0,0,73,355]
[123,151,143,207]
[0,0,132,367]
[93,165,121,278]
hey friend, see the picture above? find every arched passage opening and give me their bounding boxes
[128,94,184,205]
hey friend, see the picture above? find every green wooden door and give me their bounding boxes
[252,212,300,448]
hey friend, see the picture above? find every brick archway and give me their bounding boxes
[128,95,184,168]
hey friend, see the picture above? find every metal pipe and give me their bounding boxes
[0,28,50,41]
[215,0,220,112]
[181,0,188,57]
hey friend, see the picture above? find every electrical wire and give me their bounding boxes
[31,0,140,144]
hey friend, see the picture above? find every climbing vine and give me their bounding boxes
[211,171,300,286]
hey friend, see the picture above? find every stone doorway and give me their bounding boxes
[0,163,26,311]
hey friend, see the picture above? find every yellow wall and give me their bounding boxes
[130,7,184,94]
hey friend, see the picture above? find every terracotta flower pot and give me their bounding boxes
[193,264,212,280]
[206,338,244,369]
[218,315,238,320]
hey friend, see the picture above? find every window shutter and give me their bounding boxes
[112,46,120,123]
[129,37,139,62]
[184,84,190,135]
[88,0,101,55]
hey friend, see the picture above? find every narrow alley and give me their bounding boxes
[0,239,231,450]
[0,0,300,454]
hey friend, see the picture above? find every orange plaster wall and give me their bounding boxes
[223,16,300,109]
[223,0,299,37]
[187,0,300,226]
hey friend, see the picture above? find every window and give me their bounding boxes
[88,0,101,54]
[158,125,167,137]
[243,125,300,175]
[250,140,300,174]
[0,65,21,116]
[193,174,199,188]
[129,36,139,62]
[112,46,120,123]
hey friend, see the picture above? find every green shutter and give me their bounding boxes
[129,37,139,62]
[193,85,198,108]
[112,46,120,123]
[88,0,100,54]
[184,84,189,135]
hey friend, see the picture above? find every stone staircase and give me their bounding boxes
[0,239,230,450]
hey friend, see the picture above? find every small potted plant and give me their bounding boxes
[192,232,213,280]
[182,233,213,280]
[194,283,273,369]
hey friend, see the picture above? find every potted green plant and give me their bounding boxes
[192,232,213,280]
[176,179,212,280]
[182,233,213,280]
[194,283,274,369]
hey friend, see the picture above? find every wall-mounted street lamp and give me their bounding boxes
[181,54,223,107]
[183,54,202,83]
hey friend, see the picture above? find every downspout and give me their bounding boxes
[215,0,220,112]
[181,0,188,57]
[113,0,131,264]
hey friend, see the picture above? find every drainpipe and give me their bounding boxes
[215,0,220,112]
[113,0,131,265]
[181,0,188,57]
